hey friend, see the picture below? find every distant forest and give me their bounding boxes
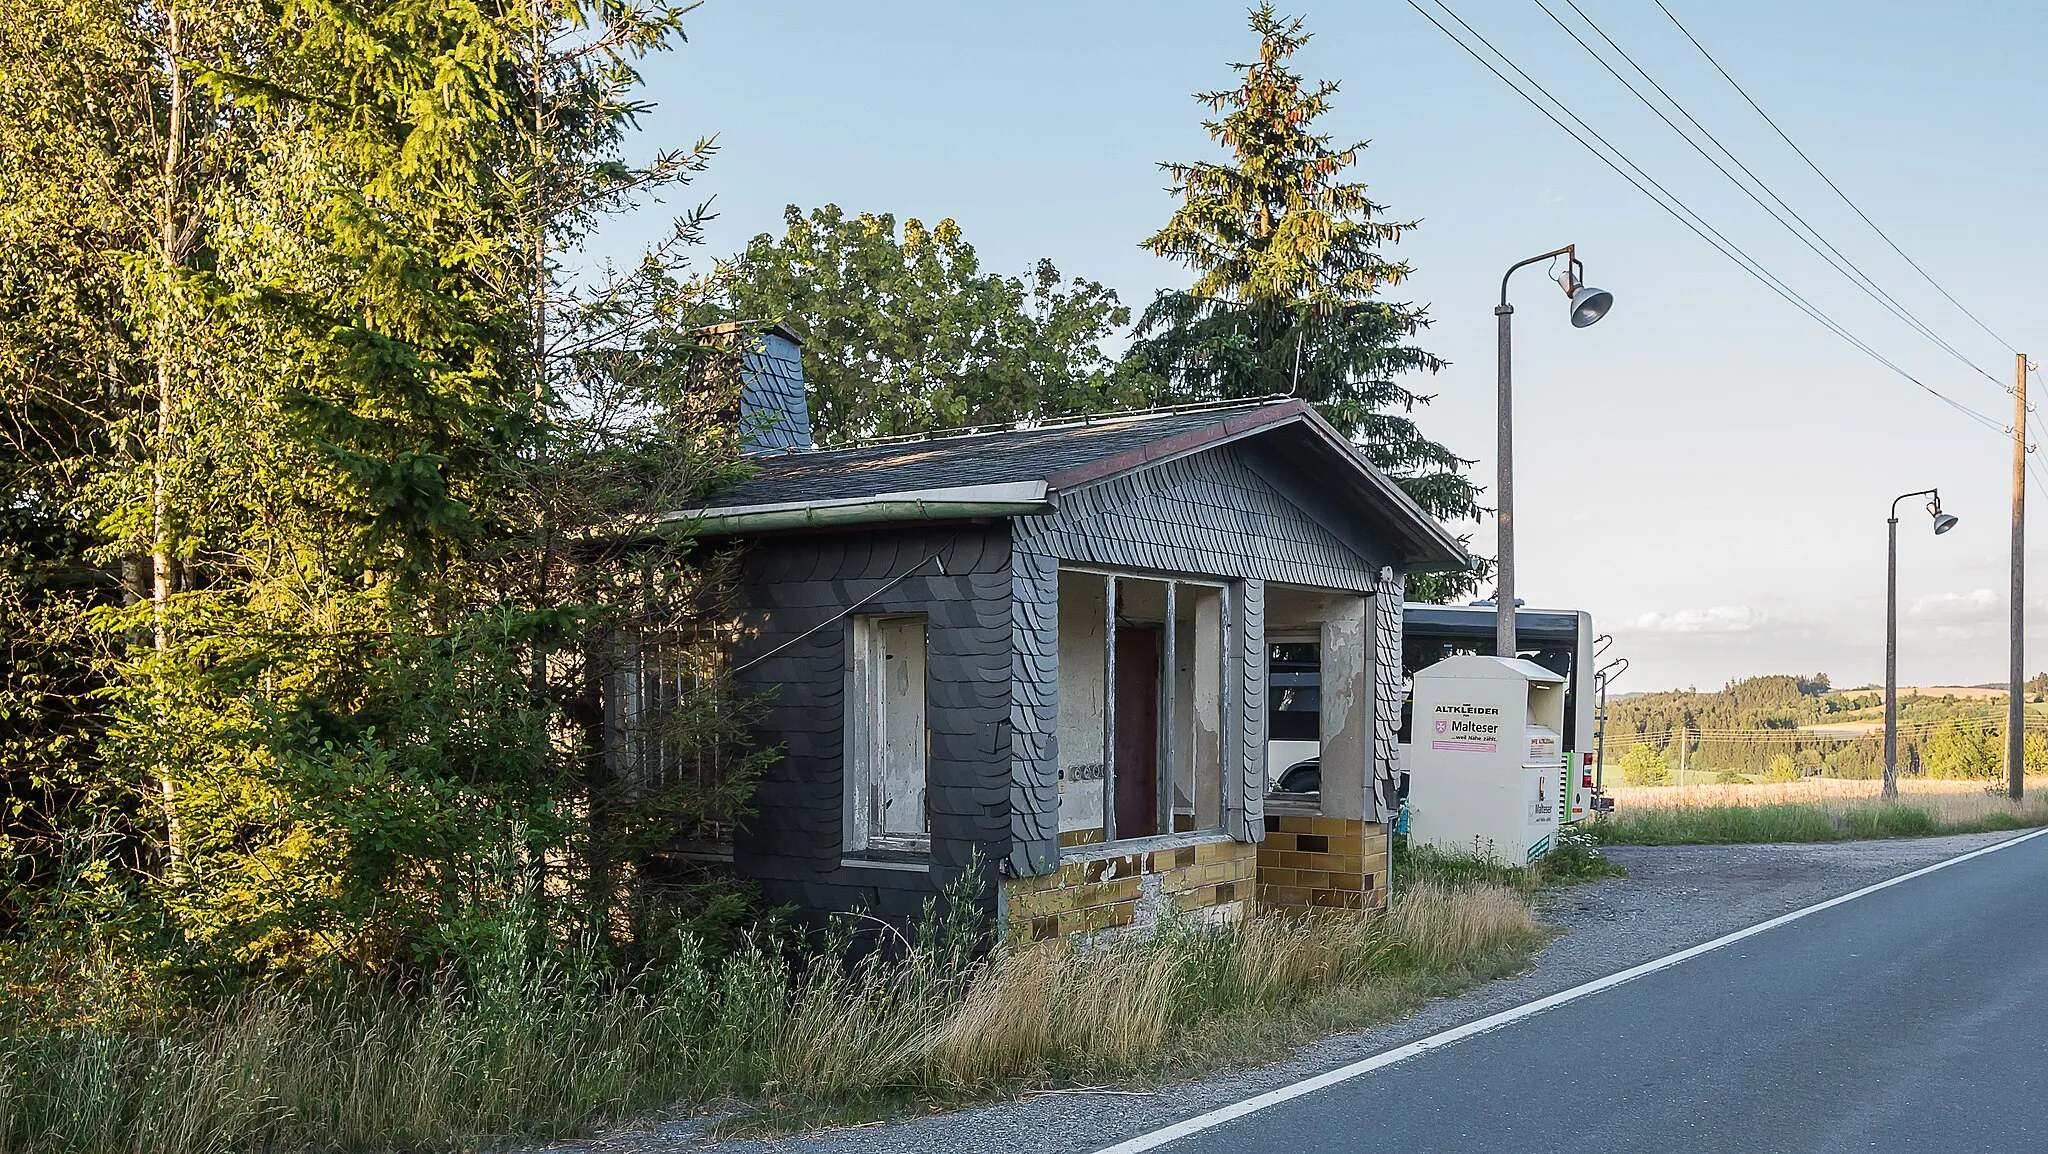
[1602,675,2048,783]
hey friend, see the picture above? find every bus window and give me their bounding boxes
[1269,642,1321,742]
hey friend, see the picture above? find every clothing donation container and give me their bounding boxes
[1405,655,1568,865]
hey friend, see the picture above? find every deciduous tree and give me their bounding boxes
[714,204,1149,445]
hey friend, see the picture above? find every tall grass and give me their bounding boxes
[1593,777,2048,845]
[0,881,1545,1152]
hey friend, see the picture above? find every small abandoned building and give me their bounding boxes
[680,324,1469,940]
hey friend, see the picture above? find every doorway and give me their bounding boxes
[1113,625,1160,839]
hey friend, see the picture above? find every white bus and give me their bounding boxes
[1266,602,1604,824]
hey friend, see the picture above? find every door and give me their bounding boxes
[1113,626,1160,839]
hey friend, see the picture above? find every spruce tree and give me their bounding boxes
[1126,4,1483,598]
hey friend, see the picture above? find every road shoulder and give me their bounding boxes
[549,830,2028,1154]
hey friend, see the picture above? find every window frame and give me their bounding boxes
[844,612,931,856]
[1056,566,1234,849]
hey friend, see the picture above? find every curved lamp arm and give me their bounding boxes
[1890,487,1941,521]
[1501,244,1579,306]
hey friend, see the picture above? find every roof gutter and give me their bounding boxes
[690,497,1052,536]
[667,480,1055,537]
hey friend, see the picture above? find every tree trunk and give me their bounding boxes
[153,4,192,878]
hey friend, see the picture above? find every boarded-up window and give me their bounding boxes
[846,614,929,853]
[602,634,753,847]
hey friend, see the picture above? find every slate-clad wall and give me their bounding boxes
[729,525,1012,921]
[1373,567,1405,820]
[1008,538,1061,876]
[1233,579,1266,843]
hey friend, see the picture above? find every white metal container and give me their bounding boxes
[1405,655,1568,865]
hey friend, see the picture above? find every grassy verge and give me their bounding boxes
[0,867,1565,1153]
[1589,788,2048,846]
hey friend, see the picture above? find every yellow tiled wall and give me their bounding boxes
[1256,815,1390,913]
[1003,837,1257,943]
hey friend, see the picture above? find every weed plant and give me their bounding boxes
[1394,824,1626,891]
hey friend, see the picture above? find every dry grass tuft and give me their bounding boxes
[2,881,1549,1153]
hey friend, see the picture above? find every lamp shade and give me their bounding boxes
[1933,511,1959,535]
[1569,285,1613,328]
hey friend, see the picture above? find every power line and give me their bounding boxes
[1653,0,2019,354]
[1403,0,2008,437]
[1539,0,2005,392]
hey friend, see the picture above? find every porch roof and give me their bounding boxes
[680,398,1471,572]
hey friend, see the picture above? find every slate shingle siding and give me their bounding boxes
[1007,530,1062,877]
[1033,448,1381,593]
[1234,578,1266,843]
[1372,568,1406,820]
[729,524,1011,919]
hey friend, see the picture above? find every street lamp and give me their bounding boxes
[1495,245,1612,659]
[1884,488,1959,798]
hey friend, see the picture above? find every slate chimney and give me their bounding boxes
[726,321,812,455]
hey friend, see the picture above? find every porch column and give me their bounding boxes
[1231,579,1266,842]
[1318,595,1372,822]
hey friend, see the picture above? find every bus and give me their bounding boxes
[1266,602,1605,824]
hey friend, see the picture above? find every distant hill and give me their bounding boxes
[1601,674,2041,781]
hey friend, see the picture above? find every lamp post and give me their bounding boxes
[1496,245,1612,659]
[1884,488,1960,798]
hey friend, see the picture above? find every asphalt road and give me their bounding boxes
[1138,829,2048,1154]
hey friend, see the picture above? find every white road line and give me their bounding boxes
[1093,826,2048,1154]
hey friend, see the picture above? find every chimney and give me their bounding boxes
[726,321,812,454]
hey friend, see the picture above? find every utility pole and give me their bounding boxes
[2012,353,2031,801]
[1677,726,1689,786]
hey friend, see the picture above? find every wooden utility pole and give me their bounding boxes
[2012,353,2031,801]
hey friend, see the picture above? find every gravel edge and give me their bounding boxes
[532,830,2030,1154]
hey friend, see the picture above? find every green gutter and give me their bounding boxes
[685,498,1054,536]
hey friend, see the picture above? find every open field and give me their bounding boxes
[1593,777,2048,845]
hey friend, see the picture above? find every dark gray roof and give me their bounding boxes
[705,403,1281,508]
[692,399,1470,571]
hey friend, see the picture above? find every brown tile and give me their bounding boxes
[1297,833,1329,854]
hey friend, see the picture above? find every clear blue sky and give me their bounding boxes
[596,0,2048,692]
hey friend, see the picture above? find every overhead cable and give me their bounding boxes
[1404,0,2007,437]
[1540,0,2005,391]
[1654,0,2019,354]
